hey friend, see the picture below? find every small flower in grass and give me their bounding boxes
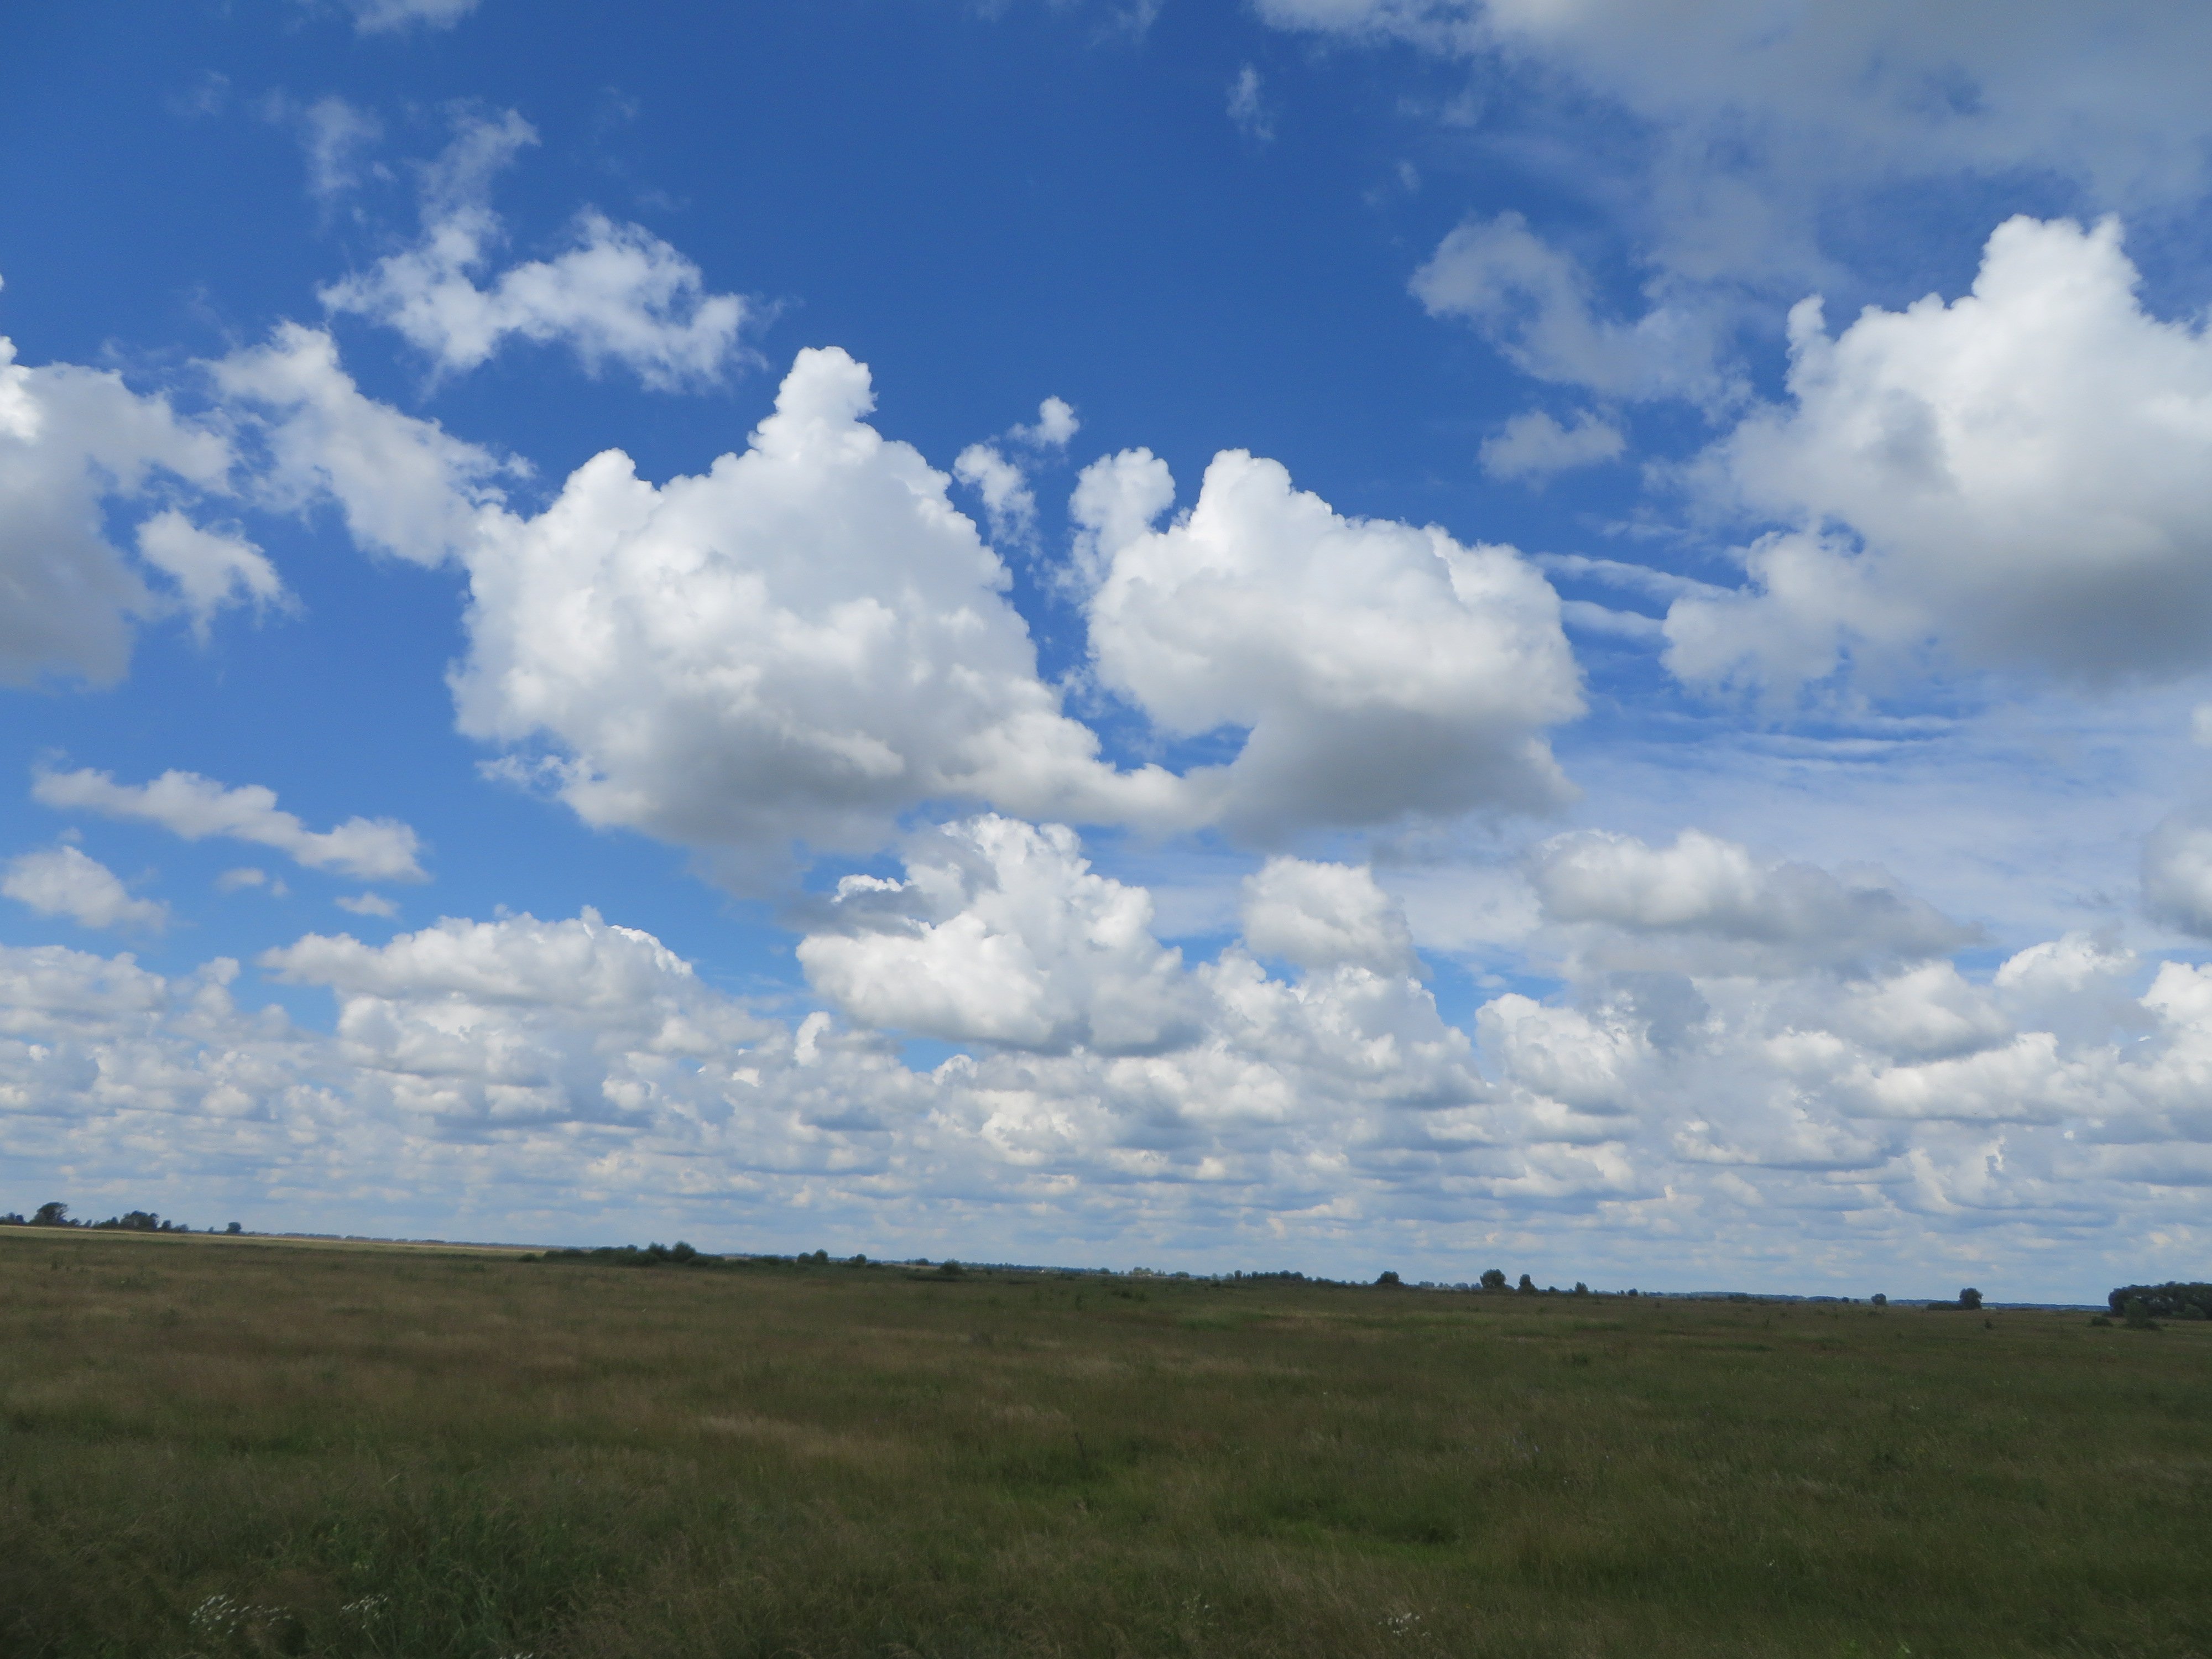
[1382,1610,1422,1636]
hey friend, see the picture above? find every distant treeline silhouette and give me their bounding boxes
[0,1202,240,1234]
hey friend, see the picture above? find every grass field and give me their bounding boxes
[2,1229,2207,1659]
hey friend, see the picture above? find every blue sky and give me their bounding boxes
[5,1,2212,1300]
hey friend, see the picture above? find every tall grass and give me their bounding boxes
[2,1230,2205,1657]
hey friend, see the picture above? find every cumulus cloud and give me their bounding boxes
[216,867,283,896]
[1413,215,1735,406]
[336,892,398,917]
[33,767,426,883]
[1078,445,1583,833]
[1011,397,1079,450]
[3,846,168,932]
[1529,828,1974,975]
[320,112,749,390]
[952,443,1036,546]
[451,347,1182,876]
[799,815,1204,1055]
[1480,409,1626,483]
[0,330,242,686]
[1671,217,2212,692]
[1240,857,1417,975]
[262,909,773,1125]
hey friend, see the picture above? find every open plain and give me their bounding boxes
[2,1227,2206,1659]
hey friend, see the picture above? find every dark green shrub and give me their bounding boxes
[1516,1274,1536,1295]
[1480,1268,1507,1291]
[2107,1281,2212,1319]
[1959,1287,1982,1310]
[1374,1270,1401,1287]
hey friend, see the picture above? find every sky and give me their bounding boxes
[4,1,2212,1300]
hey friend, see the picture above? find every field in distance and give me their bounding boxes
[2,1229,2206,1659]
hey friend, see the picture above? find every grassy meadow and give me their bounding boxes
[1,1228,2207,1659]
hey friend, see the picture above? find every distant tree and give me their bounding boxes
[2124,1296,2159,1330]
[1573,1282,1589,1296]
[0,1213,21,1227]
[810,1248,830,1264]
[1375,1270,1401,1287]
[225,1222,242,1235]
[937,1259,965,1278]
[1516,1273,1536,1295]
[849,1253,869,1266]
[32,1202,69,1227]
[1871,1293,1887,1307]
[1480,1268,1507,1291]
[1958,1287,1983,1310]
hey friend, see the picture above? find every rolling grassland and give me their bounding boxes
[1,1228,2206,1658]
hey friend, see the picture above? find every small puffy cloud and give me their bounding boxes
[799,815,1203,1055]
[3,846,168,932]
[1480,409,1625,482]
[133,510,285,641]
[1227,65,1275,143]
[0,331,238,686]
[34,766,426,883]
[1078,446,1583,834]
[1530,828,1973,974]
[1240,857,1417,975]
[321,112,749,391]
[1412,214,1734,406]
[952,443,1035,545]
[336,892,398,917]
[1672,217,2212,692]
[452,347,1182,877]
[216,867,283,895]
[1011,397,1079,450]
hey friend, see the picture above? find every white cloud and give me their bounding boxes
[1480,408,1626,482]
[1240,857,1416,975]
[1227,65,1275,143]
[268,93,384,200]
[320,112,749,390]
[216,867,281,895]
[2143,811,2212,937]
[450,347,1183,878]
[1413,215,1735,405]
[1671,217,2212,692]
[212,322,513,569]
[1011,397,1079,450]
[133,510,285,641]
[799,815,1203,1055]
[952,442,1035,545]
[1260,3,2212,281]
[1078,445,1584,833]
[0,331,238,686]
[336,892,398,917]
[2,846,168,932]
[34,767,426,883]
[1529,828,1973,975]
[332,0,479,35]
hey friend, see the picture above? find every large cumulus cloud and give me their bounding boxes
[1077,446,1582,834]
[1670,217,2212,692]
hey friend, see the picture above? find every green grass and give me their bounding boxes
[2,1229,2208,1658]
